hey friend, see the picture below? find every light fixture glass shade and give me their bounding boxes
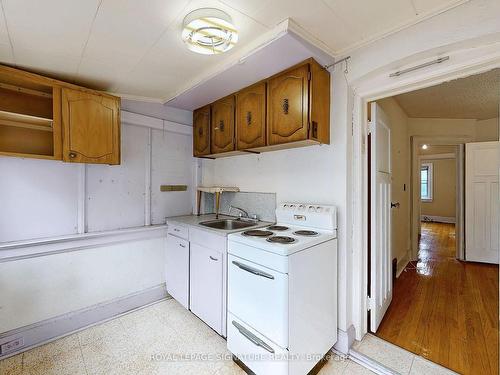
[182,8,238,55]
[422,144,428,150]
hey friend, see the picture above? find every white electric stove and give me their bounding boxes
[227,203,338,375]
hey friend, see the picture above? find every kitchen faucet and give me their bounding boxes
[229,205,249,218]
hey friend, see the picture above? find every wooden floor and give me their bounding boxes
[376,222,499,375]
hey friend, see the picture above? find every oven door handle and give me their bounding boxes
[231,261,274,280]
[232,321,275,354]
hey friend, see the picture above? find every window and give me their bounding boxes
[421,162,433,201]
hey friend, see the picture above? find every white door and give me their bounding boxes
[190,243,223,334]
[465,141,500,264]
[369,102,392,332]
[165,235,190,308]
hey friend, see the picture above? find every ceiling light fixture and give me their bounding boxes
[422,144,428,150]
[182,8,238,55]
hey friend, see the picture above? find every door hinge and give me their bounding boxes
[308,71,312,81]
[367,296,373,311]
[367,121,373,135]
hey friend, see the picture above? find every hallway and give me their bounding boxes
[375,222,499,374]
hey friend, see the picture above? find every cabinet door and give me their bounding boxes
[189,243,223,334]
[193,105,210,156]
[236,82,266,149]
[267,64,309,145]
[166,235,190,309]
[61,88,120,164]
[211,96,235,153]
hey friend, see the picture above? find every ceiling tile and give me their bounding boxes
[2,0,101,57]
[322,0,415,42]
[226,0,361,52]
[119,0,270,99]
[411,0,463,15]
[81,0,189,69]
[13,48,80,82]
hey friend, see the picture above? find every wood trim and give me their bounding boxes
[0,64,117,99]
[0,225,168,262]
[52,87,63,159]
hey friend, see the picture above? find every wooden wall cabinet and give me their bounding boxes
[236,82,266,150]
[267,59,330,148]
[192,58,330,158]
[211,95,235,154]
[193,105,211,156]
[0,64,121,165]
[61,88,120,164]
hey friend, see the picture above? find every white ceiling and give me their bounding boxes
[395,68,500,120]
[0,0,468,102]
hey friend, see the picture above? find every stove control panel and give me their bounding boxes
[277,203,337,230]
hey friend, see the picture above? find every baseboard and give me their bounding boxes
[0,284,169,359]
[396,252,410,278]
[333,325,356,354]
[420,215,455,224]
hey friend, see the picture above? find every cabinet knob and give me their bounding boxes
[282,98,289,115]
[198,126,203,136]
[69,152,77,158]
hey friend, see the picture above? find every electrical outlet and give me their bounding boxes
[0,337,24,355]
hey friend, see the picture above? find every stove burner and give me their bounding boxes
[293,230,319,237]
[242,230,274,237]
[267,225,289,231]
[266,236,296,244]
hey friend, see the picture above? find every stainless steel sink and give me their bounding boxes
[199,219,256,230]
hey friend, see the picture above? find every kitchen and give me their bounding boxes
[0,1,499,375]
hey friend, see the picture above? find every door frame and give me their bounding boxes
[410,137,472,261]
[350,46,500,340]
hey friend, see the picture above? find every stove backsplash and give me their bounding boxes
[202,191,276,222]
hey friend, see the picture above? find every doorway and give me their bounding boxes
[367,69,500,374]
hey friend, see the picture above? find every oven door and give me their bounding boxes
[228,254,288,348]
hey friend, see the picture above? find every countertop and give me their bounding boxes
[166,214,273,235]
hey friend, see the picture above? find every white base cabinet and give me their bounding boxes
[190,244,223,335]
[165,221,227,336]
[165,235,190,309]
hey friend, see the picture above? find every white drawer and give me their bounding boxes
[167,223,188,240]
[189,227,226,250]
[228,254,288,348]
[227,313,288,375]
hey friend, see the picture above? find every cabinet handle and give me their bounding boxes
[282,98,289,115]
[232,261,274,279]
[198,126,203,136]
[246,111,252,125]
[232,321,275,353]
[174,228,180,232]
[209,256,218,261]
[179,243,186,248]
[69,152,77,158]
[214,120,225,131]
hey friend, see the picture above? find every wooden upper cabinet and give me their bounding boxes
[211,95,235,154]
[61,88,120,164]
[236,82,266,149]
[190,58,330,158]
[267,64,309,145]
[193,106,211,156]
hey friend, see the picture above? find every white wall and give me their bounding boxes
[0,102,193,333]
[0,237,165,332]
